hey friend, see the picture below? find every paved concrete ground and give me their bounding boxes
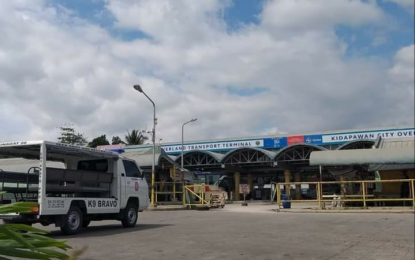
[39,204,414,260]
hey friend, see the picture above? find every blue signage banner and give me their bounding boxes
[304,135,323,145]
[263,137,287,148]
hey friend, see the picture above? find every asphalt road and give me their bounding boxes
[38,205,414,260]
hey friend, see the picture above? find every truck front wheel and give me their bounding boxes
[60,206,83,235]
[121,203,138,228]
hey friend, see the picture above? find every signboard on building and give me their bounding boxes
[304,135,323,145]
[322,129,415,144]
[144,127,415,154]
[263,137,287,148]
[163,139,264,153]
[287,135,304,145]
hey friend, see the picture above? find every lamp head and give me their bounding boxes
[133,84,143,93]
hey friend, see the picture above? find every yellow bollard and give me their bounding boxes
[362,181,367,209]
[277,184,281,209]
[182,186,186,207]
[411,180,415,210]
[202,184,204,206]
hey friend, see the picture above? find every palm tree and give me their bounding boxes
[125,130,149,145]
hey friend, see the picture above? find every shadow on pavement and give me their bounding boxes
[48,224,173,238]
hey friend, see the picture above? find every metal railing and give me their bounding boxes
[183,184,209,208]
[153,182,183,204]
[272,179,415,209]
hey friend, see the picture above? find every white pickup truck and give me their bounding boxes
[0,141,149,235]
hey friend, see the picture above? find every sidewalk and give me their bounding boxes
[146,202,415,213]
[275,208,415,213]
[146,205,187,211]
[273,203,415,213]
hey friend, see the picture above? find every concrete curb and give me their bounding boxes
[272,209,415,214]
[146,207,188,211]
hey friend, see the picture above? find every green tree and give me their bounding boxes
[88,135,110,148]
[0,199,75,259]
[111,136,126,145]
[57,124,87,146]
[125,130,148,145]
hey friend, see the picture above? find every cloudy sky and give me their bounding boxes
[0,0,413,144]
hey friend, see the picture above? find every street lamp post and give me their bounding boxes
[181,118,197,170]
[133,84,157,207]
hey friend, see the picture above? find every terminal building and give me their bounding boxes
[110,126,415,201]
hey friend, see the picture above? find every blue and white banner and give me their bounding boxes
[304,135,323,145]
[163,139,264,153]
[263,137,287,148]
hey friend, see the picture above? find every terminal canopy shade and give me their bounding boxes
[310,148,415,166]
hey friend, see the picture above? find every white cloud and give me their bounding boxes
[385,0,414,12]
[105,0,230,45]
[389,44,415,84]
[0,0,413,144]
[383,44,415,125]
[261,0,385,32]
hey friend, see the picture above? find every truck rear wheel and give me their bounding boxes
[60,206,83,235]
[121,203,138,228]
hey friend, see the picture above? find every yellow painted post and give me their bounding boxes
[156,184,158,204]
[182,185,186,207]
[151,170,155,207]
[202,185,205,205]
[276,184,281,209]
[234,172,241,201]
[362,181,367,209]
[411,180,415,210]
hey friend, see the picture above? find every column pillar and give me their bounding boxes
[284,169,291,195]
[234,172,241,201]
[295,172,302,200]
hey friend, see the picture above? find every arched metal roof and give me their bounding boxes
[175,150,224,167]
[336,139,375,150]
[221,147,276,165]
[273,144,327,164]
[122,139,403,170]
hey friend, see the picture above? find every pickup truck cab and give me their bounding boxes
[0,140,149,235]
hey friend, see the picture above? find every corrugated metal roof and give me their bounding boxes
[175,150,225,163]
[379,137,414,149]
[222,147,278,160]
[310,148,415,166]
[123,149,179,168]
